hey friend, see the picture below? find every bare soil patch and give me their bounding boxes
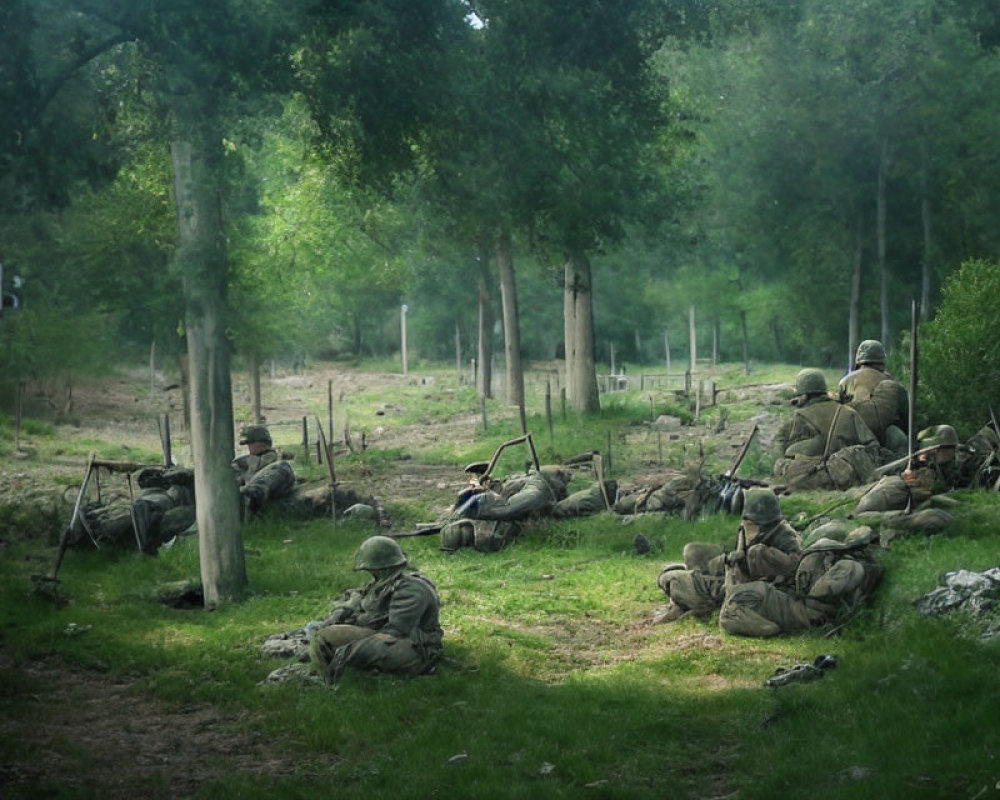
[0,651,336,798]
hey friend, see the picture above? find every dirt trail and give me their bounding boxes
[0,651,335,798]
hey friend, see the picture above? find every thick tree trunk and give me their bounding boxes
[739,310,749,375]
[177,352,191,431]
[171,117,245,608]
[563,250,600,413]
[878,137,891,347]
[477,254,493,400]
[496,229,524,408]
[849,209,863,369]
[249,351,262,424]
[920,138,932,321]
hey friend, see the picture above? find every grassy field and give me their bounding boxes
[1,361,999,799]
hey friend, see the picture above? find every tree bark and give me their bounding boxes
[849,208,864,369]
[878,136,891,348]
[496,228,524,408]
[920,137,932,321]
[740,310,750,375]
[477,253,493,400]
[170,99,245,608]
[563,250,600,413]
[249,351,262,424]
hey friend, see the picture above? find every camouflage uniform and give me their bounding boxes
[657,489,802,620]
[310,537,443,682]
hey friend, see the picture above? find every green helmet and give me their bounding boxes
[354,535,407,571]
[917,424,959,449]
[741,488,783,525]
[794,368,828,397]
[239,424,272,446]
[855,339,887,367]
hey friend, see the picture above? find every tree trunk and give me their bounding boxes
[249,351,262,424]
[170,101,245,608]
[477,252,494,400]
[849,208,863,369]
[563,250,600,413]
[878,136,891,347]
[920,137,932,321]
[740,311,750,375]
[496,228,524,408]
[177,351,191,431]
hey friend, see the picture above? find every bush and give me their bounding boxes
[920,258,1000,438]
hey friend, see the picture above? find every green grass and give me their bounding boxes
[2,360,999,798]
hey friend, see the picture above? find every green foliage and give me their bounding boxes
[920,258,1000,437]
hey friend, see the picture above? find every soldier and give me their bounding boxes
[231,424,296,514]
[772,369,879,490]
[656,488,801,622]
[310,536,443,683]
[854,423,999,516]
[75,466,196,554]
[454,465,572,522]
[719,528,883,638]
[837,340,908,454]
[439,518,523,553]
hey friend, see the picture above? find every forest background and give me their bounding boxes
[3,0,1000,602]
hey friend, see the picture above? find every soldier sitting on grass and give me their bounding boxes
[310,536,444,683]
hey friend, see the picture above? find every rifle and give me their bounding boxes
[724,523,749,593]
[593,452,611,510]
[873,444,942,477]
[389,523,445,540]
[41,453,97,584]
[314,415,337,523]
[716,425,762,514]
[907,300,920,471]
[722,424,759,481]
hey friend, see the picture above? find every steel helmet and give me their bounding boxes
[917,424,959,449]
[354,535,407,571]
[855,340,887,367]
[741,488,783,526]
[239,424,272,446]
[794,368,828,397]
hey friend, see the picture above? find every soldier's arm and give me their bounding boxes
[321,587,364,626]
[383,578,432,639]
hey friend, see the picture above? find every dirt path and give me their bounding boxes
[0,651,337,798]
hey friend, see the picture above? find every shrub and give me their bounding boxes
[920,258,1000,437]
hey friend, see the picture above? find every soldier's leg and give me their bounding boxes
[339,633,428,677]
[660,569,724,617]
[720,582,822,637]
[309,624,376,682]
[683,542,724,573]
